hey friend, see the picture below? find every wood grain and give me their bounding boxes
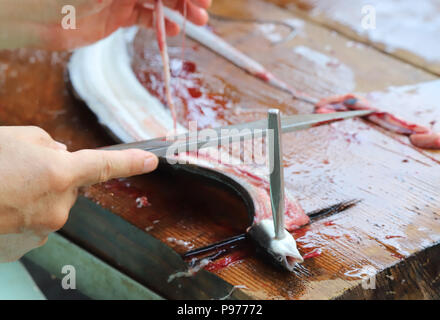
[0,0,439,299]
[267,0,440,75]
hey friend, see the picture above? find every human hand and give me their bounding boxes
[0,126,158,262]
[0,0,211,50]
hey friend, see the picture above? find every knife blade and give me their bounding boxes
[102,109,373,156]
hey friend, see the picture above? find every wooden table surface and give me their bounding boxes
[0,0,439,299]
[268,0,440,75]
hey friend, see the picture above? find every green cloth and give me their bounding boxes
[0,261,45,300]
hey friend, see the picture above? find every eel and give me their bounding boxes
[315,94,440,150]
[68,26,307,267]
[162,8,439,150]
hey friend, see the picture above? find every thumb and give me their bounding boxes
[71,148,159,187]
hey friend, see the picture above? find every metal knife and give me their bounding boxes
[102,110,373,156]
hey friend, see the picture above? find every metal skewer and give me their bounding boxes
[182,110,365,261]
[268,109,286,240]
[181,199,361,261]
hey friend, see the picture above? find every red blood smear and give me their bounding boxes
[312,119,342,127]
[369,112,423,135]
[303,249,322,260]
[229,167,268,189]
[204,251,247,272]
[315,95,431,137]
[137,59,231,129]
[255,72,270,82]
[291,225,310,239]
[391,252,405,260]
[136,196,151,208]
[181,61,196,74]
[326,61,340,68]
[194,153,269,190]
[188,87,202,98]
[323,221,335,226]
[385,235,403,239]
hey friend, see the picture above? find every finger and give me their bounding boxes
[179,0,209,26]
[105,0,138,34]
[144,0,211,11]
[165,19,180,36]
[71,149,159,187]
[123,5,142,27]
[163,0,211,11]
[138,0,155,10]
[141,0,209,26]
[137,7,154,28]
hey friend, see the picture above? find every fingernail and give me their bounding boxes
[143,156,158,172]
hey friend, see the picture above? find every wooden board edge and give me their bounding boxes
[61,196,253,300]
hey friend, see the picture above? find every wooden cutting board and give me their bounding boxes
[267,0,440,75]
[0,0,439,299]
